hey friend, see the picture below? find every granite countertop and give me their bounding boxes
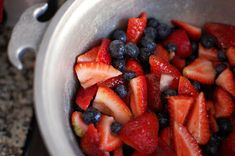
[0,25,34,156]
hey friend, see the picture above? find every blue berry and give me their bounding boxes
[109,40,126,59]
[162,89,178,97]
[140,37,156,52]
[112,59,126,71]
[191,81,202,91]
[111,122,122,134]
[217,118,232,137]
[157,112,169,129]
[115,84,128,98]
[125,42,140,58]
[157,23,172,40]
[112,29,127,43]
[215,63,227,76]
[82,107,101,124]
[147,17,160,29]
[203,133,222,156]
[165,42,177,52]
[201,33,217,48]
[123,71,136,81]
[139,47,153,62]
[186,54,197,65]
[217,49,227,62]
[191,41,199,55]
[144,27,157,40]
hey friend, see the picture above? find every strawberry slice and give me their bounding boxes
[76,85,98,110]
[93,86,132,124]
[71,111,88,137]
[160,74,175,91]
[98,75,125,88]
[214,87,234,118]
[126,59,144,76]
[154,45,169,61]
[132,151,147,156]
[163,29,192,58]
[173,122,202,156]
[75,62,122,88]
[127,12,147,43]
[216,68,235,97]
[150,138,176,156]
[206,101,219,132]
[204,22,235,48]
[217,130,235,156]
[119,112,159,154]
[178,76,198,96]
[226,47,235,66]
[97,115,122,152]
[129,75,147,117]
[198,44,218,61]
[113,147,123,156]
[77,46,99,63]
[187,92,210,144]
[168,95,194,124]
[159,127,173,148]
[96,39,111,64]
[171,20,202,40]
[171,56,186,72]
[80,124,109,156]
[146,74,162,111]
[183,58,216,84]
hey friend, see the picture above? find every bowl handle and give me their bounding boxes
[8,3,49,70]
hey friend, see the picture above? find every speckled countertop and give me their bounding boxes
[0,25,34,156]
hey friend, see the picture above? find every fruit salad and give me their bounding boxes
[71,12,235,156]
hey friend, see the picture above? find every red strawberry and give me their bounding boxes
[160,74,175,91]
[132,151,147,156]
[171,56,186,71]
[119,112,159,154]
[126,59,144,76]
[76,85,98,110]
[150,138,176,156]
[173,122,202,156]
[214,87,234,118]
[183,58,216,84]
[97,115,122,152]
[187,92,210,144]
[98,75,125,88]
[80,124,109,156]
[113,147,123,156]
[198,44,218,61]
[127,12,147,43]
[178,76,198,96]
[206,101,219,132]
[168,95,194,124]
[154,45,169,61]
[204,23,235,48]
[71,111,88,137]
[216,68,235,97]
[75,62,122,88]
[163,29,192,58]
[129,75,147,117]
[217,130,235,156]
[159,127,173,147]
[96,39,111,64]
[171,20,202,40]
[77,46,99,63]
[226,47,235,66]
[146,74,162,111]
[206,100,216,116]
[93,86,132,124]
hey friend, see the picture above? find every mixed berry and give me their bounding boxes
[71,12,235,156]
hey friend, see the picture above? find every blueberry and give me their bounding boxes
[123,71,136,81]
[115,84,128,98]
[191,81,202,91]
[139,47,153,62]
[111,122,122,134]
[123,144,135,156]
[109,40,126,59]
[186,54,197,65]
[157,23,172,40]
[157,112,169,129]
[203,133,222,156]
[140,37,156,52]
[215,63,227,76]
[191,41,199,55]
[112,29,127,43]
[82,107,101,124]
[217,118,232,137]
[217,49,227,62]
[112,59,126,71]
[144,27,157,40]
[147,17,160,29]
[165,42,177,52]
[162,89,178,97]
[125,42,140,58]
[201,33,217,48]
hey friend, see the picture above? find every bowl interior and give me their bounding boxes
[36,0,235,155]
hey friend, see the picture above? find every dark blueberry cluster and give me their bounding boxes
[82,107,101,124]
[191,80,202,92]
[157,112,170,129]
[111,121,122,134]
[123,71,136,81]
[112,59,126,71]
[201,33,217,48]
[165,42,177,52]
[115,84,128,98]
[203,133,222,156]
[186,41,199,65]
[217,49,227,62]
[217,118,232,137]
[215,63,227,76]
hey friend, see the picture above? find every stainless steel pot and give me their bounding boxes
[8,0,235,155]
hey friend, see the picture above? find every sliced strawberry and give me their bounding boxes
[98,75,125,88]
[226,47,235,66]
[113,147,123,156]
[80,124,109,156]
[173,122,202,156]
[93,86,132,124]
[71,111,88,137]
[159,127,173,148]
[163,29,192,58]
[183,58,216,84]
[132,151,147,156]
[154,45,169,61]
[126,59,144,76]
[217,130,235,156]
[187,92,210,144]
[171,56,186,71]
[216,68,235,97]
[160,74,175,91]
[146,74,162,111]
[209,114,219,133]
[75,85,98,110]
[75,62,122,88]
[97,115,122,152]
[77,46,99,63]
[206,100,216,116]
[204,22,235,48]
[119,112,159,154]
[129,75,147,117]
[171,20,202,40]
[127,12,147,43]
[96,39,111,64]
[168,95,194,124]
[150,138,176,156]
[198,44,218,61]
[214,87,234,118]
[178,76,198,96]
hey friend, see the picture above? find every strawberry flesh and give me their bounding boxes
[71,111,88,137]
[198,44,218,61]
[226,47,235,66]
[126,59,144,76]
[178,76,198,96]
[171,56,186,71]
[98,75,125,88]
[77,46,99,63]
[96,39,111,64]
[154,45,169,61]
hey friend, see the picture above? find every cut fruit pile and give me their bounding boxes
[71,12,235,156]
